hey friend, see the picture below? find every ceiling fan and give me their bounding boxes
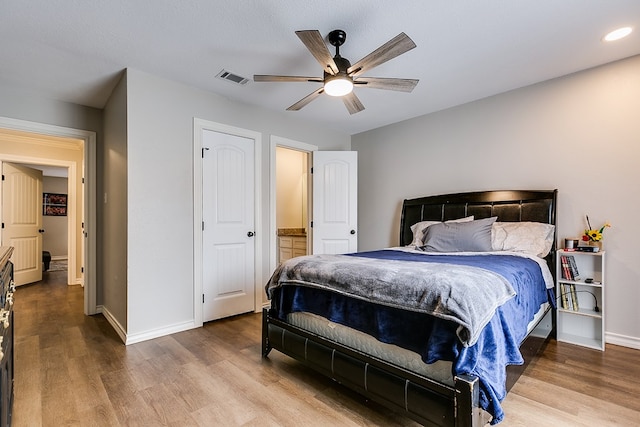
[254,29,419,115]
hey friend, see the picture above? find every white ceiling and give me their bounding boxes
[1,1,639,135]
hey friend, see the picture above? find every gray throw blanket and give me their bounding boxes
[266,254,516,346]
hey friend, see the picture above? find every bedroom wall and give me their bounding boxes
[123,68,350,340]
[102,74,129,332]
[352,54,640,349]
[0,83,102,132]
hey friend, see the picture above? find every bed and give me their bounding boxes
[262,189,557,426]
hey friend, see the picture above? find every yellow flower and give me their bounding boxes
[584,216,611,242]
[587,230,602,241]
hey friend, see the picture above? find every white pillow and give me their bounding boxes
[491,222,555,258]
[409,216,474,247]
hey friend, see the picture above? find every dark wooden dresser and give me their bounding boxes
[0,247,14,427]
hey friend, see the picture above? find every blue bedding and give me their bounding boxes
[268,250,553,424]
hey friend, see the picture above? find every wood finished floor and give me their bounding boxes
[12,271,640,426]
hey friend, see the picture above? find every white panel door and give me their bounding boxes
[312,151,357,254]
[1,162,43,285]
[202,130,255,321]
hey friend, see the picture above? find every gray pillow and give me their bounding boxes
[422,217,497,252]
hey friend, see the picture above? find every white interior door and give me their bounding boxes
[312,151,358,254]
[1,162,43,285]
[202,129,255,321]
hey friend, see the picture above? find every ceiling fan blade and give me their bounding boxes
[295,30,339,75]
[342,91,365,115]
[354,77,419,92]
[254,75,322,83]
[286,87,325,111]
[347,32,416,78]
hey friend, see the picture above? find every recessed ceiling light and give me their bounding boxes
[603,27,632,42]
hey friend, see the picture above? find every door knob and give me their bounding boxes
[350,230,356,235]
[247,231,255,237]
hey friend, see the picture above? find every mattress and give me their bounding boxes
[287,302,550,385]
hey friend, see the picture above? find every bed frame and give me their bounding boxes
[263,189,557,427]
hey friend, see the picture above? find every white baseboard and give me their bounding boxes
[99,305,222,346]
[125,320,198,345]
[606,332,640,350]
[101,306,127,344]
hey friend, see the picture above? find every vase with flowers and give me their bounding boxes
[582,215,611,250]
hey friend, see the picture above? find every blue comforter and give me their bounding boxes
[268,250,553,424]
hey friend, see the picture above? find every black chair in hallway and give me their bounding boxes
[42,251,51,271]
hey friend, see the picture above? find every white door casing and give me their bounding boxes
[1,162,43,285]
[312,151,358,254]
[0,117,97,316]
[199,124,258,322]
[268,136,318,276]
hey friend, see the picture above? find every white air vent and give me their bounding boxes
[216,69,249,85]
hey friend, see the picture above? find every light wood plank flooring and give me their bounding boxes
[12,271,640,426]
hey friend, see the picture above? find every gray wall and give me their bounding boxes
[352,55,640,348]
[122,68,350,338]
[1,68,351,342]
[0,83,102,134]
[102,73,129,330]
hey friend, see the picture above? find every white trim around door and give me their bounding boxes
[193,118,262,327]
[268,136,318,281]
[0,116,97,315]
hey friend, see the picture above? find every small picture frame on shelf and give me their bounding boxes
[43,192,67,216]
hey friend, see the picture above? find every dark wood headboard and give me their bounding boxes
[399,189,558,247]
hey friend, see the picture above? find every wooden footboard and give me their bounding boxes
[262,308,490,427]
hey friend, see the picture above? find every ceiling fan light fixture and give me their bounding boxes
[324,75,353,97]
[254,29,418,112]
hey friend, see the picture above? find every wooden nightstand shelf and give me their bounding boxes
[556,249,605,351]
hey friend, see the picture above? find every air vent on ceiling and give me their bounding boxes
[216,69,249,85]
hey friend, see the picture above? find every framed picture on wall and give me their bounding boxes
[43,193,67,216]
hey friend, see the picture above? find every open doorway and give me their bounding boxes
[268,136,318,278]
[0,159,79,286]
[275,146,309,263]
[30,165,74,282]
[0,118,97,315]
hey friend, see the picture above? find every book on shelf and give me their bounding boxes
[560,283,569,310]
[560,255,580,281]
[560,255,573,280]
[567,255,580,281]
[569,284,579,311]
